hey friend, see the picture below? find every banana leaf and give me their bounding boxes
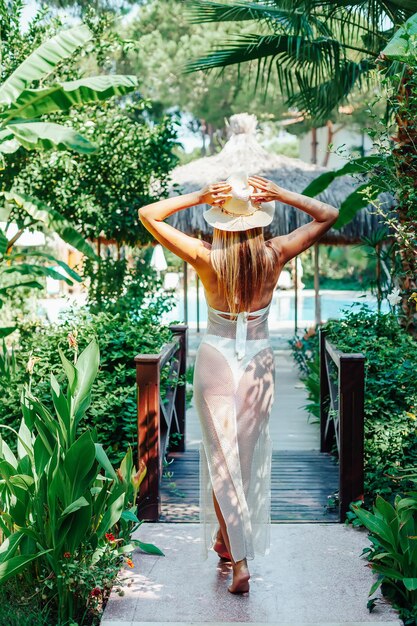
[2,191,97,259]
[4,75,138,121]
[0,24,93,106]
[7,121,97,154]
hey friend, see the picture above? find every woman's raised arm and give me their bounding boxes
[249,175,339,265]
[138,182,231,266]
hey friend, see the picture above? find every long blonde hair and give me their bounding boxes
[210,226,278,314]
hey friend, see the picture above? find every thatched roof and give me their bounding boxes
[168,113,396,245]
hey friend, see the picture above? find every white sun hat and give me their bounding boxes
[202,170,275,232]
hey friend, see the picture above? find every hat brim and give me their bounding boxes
[203,201,275,232]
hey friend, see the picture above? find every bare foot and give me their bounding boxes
[228,559,250,594]
[213,529,231,560]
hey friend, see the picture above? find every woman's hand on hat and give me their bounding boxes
[248,175,281,203]
[199,182,232,207]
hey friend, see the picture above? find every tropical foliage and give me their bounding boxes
[184,1,417,334]
[290,303,417,508]
[0,22,136,158]
[0,338,163,625]
[351,481,417,624]
[121,0,289,153]
[0,293,177,468]
[0,8,138,337]
[301,14,417,334]
[0,248,179,464]
[13,101,180,246]
[185,0,414,123]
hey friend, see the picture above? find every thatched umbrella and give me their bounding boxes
[168,113,395,243]
[167,113,396,329]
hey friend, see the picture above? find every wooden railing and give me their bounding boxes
[319,326,365,521]
[135,324,187,521]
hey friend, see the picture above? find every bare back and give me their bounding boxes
[195,239,284,314]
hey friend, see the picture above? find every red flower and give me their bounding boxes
[90,587,102,597]
[105,533,116,542]
[295,341,302,349]
[63,552,71,559]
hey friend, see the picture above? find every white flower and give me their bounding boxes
[67,330,78,349]
[26,355,40,375]
[387,287,402,307]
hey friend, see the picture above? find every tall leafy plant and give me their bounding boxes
[184,0,413,123]
[184,3,417,333]
[0,18,138,336]
[0,338,162,625]
[351,485,417,622]
[300,14,417,334]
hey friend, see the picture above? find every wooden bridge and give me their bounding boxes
[135,325,365,525]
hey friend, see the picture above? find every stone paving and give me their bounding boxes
[101,523,402,625]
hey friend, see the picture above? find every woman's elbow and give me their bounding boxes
[138,207,150,223]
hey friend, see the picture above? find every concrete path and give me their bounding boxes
[101,522,401,625]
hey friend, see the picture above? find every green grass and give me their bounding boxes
[0,578,54,626]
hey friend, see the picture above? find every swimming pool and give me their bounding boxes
[161,287,389,330]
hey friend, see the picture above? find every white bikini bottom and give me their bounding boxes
[199,334,273,391]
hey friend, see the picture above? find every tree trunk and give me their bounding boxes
[323,121,333,167]
[392,67,417,338]
[207,123,216,155]
[311,127,318,164]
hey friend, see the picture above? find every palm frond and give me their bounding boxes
[185,32,345,76]
[183,0,409,121]
[386,0,417,19]
[286,58,375,122]
[185,0,328,38]
[186,0,284,24]
[296,0,413,23]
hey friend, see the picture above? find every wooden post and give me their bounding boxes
[183,260,188,325]
[294,256,298,333]
[314,242,321,325]
[135,353,161,521]
[196,273,200,333]
[168,324,188,452]
[319,327,334,453]
[339,353,365,521]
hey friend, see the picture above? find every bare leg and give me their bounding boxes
[212,489,250,593]
[212,489,232,559]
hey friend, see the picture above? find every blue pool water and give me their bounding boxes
[163,288,390,327]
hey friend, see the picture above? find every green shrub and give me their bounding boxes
[351,482,417,624]
[290,304,417,508]
[289,326,321,421]
[0,339,162,626]
[1,298,178,467]
[324,304,417,505]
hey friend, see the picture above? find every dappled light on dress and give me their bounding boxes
[193,302,275,562]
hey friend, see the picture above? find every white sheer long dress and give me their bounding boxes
[193,300,275,563]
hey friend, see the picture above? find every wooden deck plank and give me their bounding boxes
[159,449,339,522]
